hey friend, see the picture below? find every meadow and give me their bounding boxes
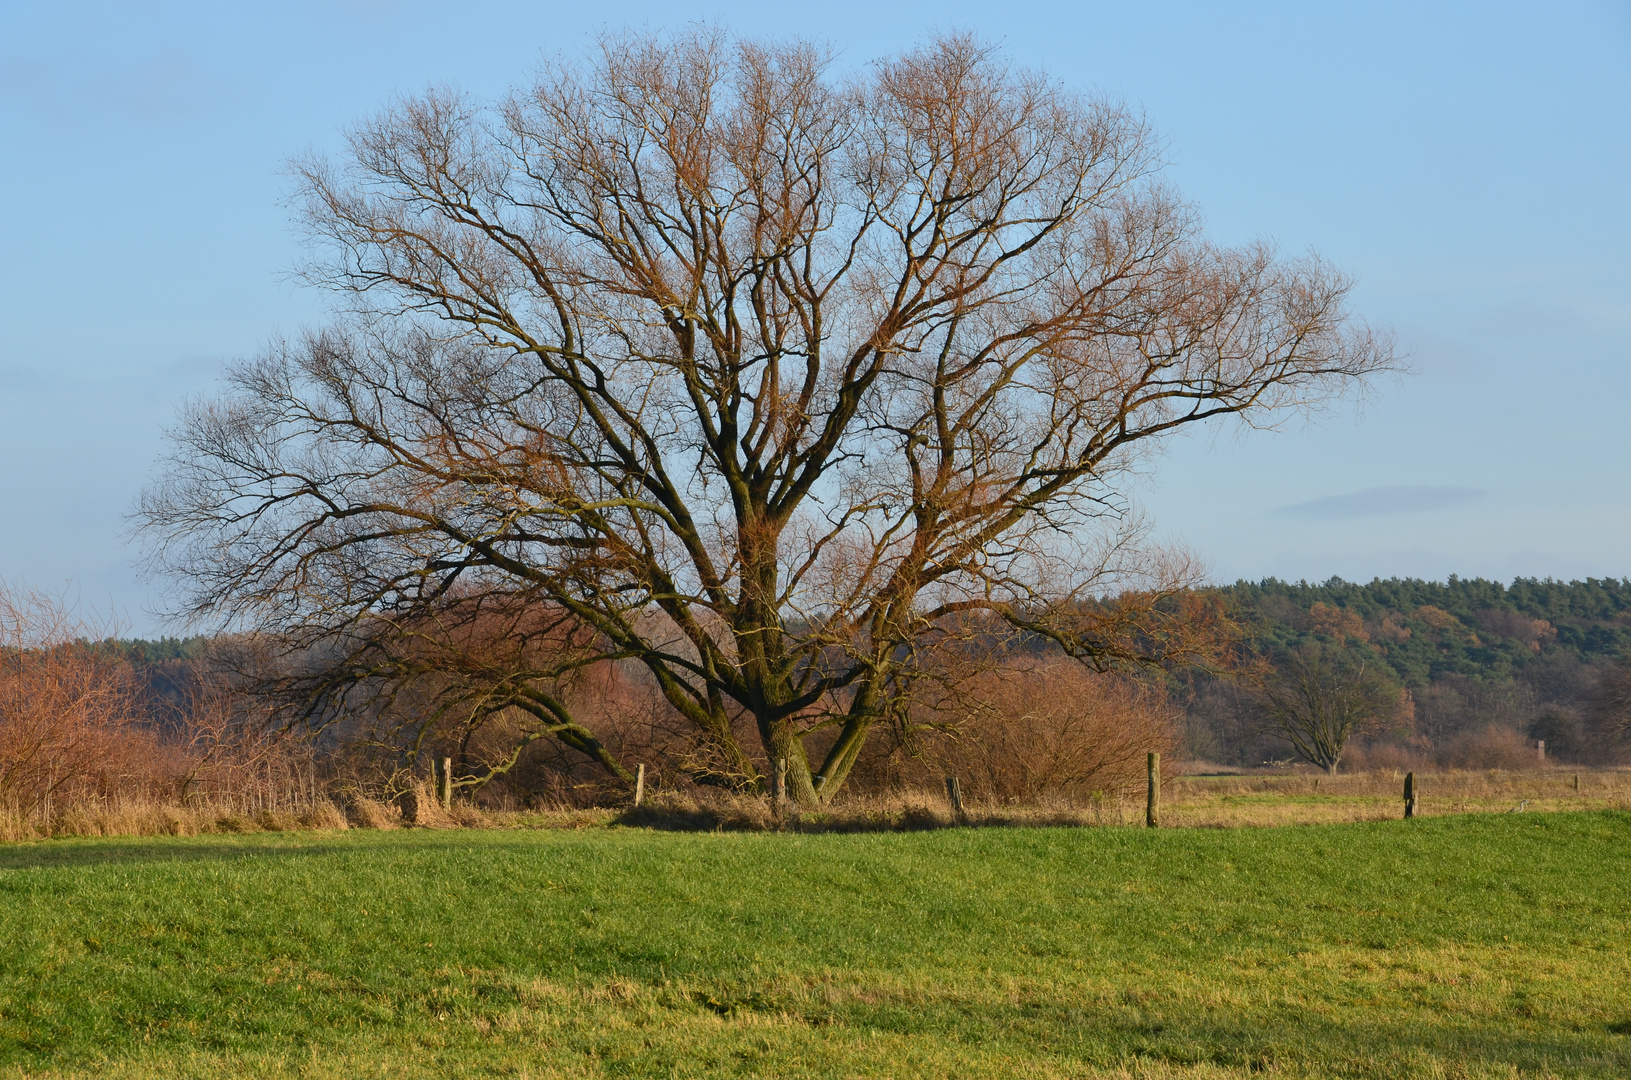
[2,809,1629,1078]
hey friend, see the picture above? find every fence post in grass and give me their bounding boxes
[1537,739,1545,763]
[633,763,646,808]
[1146,752,1160,828]
[1574,773,1580,792]
[945,776,965,819]
[439,757,453,811]
[1404,771,1416,819]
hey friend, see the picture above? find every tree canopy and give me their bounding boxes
[141,30,1393,804]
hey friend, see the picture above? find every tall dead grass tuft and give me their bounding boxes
[396,782,458,828]
[343,796,401,830]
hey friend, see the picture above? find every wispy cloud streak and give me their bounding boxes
[1272,485,1484,519]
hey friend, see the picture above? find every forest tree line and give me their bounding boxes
[7,573,1628,834]
[1179,576,1631,771]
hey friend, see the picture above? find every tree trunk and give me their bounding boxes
[760,716,820,806]
[812,678,883,802]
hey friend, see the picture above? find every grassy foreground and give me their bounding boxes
[2,814,1629,1078]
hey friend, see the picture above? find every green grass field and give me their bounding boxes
[3,813,1630,1078]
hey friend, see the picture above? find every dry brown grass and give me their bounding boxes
[0,792,623,842]
[1160,766,1631,827]
[618,787,1134,832]
[619,768,1631,831]
[0,795,352,842]
[4,768,1628,842]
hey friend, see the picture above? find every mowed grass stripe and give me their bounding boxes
[1,812,1629,1078]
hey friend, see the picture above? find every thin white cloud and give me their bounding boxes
[1272,485,1484,519]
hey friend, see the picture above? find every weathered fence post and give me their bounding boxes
[1537,739,1546,763]
[944,776,964,819]
[1146,752,1161,828]
[439,757,452,811]
[1574,773,1580,792]
[633,763,646,808]
[1403,771,1416,819]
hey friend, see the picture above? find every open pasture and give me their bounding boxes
[2,811,1630,1078]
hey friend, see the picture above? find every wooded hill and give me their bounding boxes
[1183,577,1631,768]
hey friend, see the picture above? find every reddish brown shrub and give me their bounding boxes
[1436,724,1542,771]
[0,585,150,817]
[899,662,1175,801]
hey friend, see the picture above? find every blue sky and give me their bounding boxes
[2,1,1628,633]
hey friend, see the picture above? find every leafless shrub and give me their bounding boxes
[163,651,321,814]
[1436,725,1542,771]
[0,583,152,819]
[1338,740,1430,773]
[897,662,1174,801]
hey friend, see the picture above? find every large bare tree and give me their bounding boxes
[141,30,1394,804]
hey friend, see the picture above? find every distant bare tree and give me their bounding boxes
[141,29,1394,805]
[1589,660,1631,751]
[1253,643,1405,774]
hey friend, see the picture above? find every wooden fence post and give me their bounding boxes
[1537,739,1546,763]
[633,763,646,808]
[439,757,452,811]
[1404,771,1416,819]
[1146,752,1160,828]
[944,776,964,818]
